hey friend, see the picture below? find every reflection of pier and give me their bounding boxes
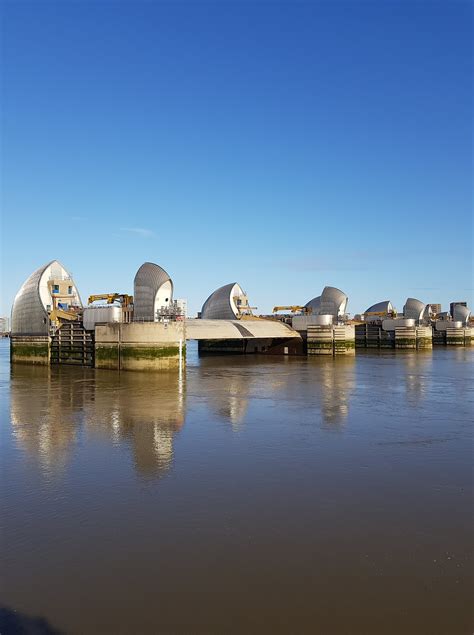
[400,351,432,405]
[193,355,356,428]
[10,365,92,474]
[196,359,255,427]
[10,365,185,479]
[317,357,355,426]
[84,370,185,478]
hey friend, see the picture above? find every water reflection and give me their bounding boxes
[10,355,360,479]
[10,365,185,479]
[10,365,89,475]
[4,345,472,635]
[197,355,356,428]
[320,358,355,426]
[83,370,185,478]
[401,351,432,405]
[309,356,355,427]
[197,360,255,428]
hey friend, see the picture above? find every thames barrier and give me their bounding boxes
[9,259,473,370]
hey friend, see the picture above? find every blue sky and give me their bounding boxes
[1,0,472,317]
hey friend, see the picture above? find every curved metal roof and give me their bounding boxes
[201,283,245,320]
[452,304,470,325]
[403,298,425,321]
[320,286,348,316]
[133,262,173,321]
[304,296,321,313]
[11,260,81,336]
[305,286,347,318]
[11,262,52,336]
[365,300,394,314]
[422,304,433,320]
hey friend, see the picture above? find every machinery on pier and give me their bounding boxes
[88,293,133,307]
[49,306,81,327]
[272,305,312,315]
[84,294,134,329]
[364,310,398,319]
[362,301,397,322]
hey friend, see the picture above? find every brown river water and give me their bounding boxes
[0,341,472,634]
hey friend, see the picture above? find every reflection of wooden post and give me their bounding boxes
[117,323,122,370]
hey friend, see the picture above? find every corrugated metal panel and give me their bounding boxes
[403,298,425,321]
[365,300,393,314]
[11,260,82,336]
[133,262,173,321]
[304,296,321,313]
[11,262,51,336]
[319,286,348,317]
[305,287,347,318]
[452,304,470,325]
[201,283,239,320]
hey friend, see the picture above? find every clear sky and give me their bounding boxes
[1,0,472,317]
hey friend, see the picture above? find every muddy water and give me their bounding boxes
[0,341,472,634]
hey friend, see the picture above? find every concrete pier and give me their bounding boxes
[416,326,433,349]
[446,327,471,346]
[394,326,417,349]
[190,318,302,355]
[307,325,333,355]
[307,325,355,356]
[433,327,473,346]
[95,322,185,371]
[10,335,50,365]
[356,324,440,349]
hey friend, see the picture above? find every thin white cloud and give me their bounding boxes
[120,227,155,238]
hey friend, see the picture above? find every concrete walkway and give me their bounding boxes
[184,319,301,340]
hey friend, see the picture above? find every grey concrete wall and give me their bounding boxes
[198,337,303,355]
[11,335,50,365]
[416,326,433,349]
[186,318,300,340]
[307,325,355,356]
[95,322,185,371]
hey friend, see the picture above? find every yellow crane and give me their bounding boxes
[49,307,80,326]
[88,294,133,307]
[272,305,312,314]
[364,310,397,318]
